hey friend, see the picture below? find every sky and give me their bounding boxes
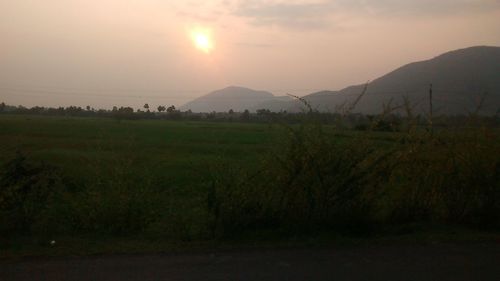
[1,0,499,109]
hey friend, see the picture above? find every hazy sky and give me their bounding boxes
[1,0,499,109]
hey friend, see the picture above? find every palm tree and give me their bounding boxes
[167,105,176,113]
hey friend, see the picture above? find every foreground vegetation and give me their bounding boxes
[0,113,498,256]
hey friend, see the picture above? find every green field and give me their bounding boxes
[0,115,277,191]
[0,114,498,256]
[0,115,291,250]
[0,114,398,192]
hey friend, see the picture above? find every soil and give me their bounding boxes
[1,242,499,281]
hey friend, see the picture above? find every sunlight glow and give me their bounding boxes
[190,27,215,54]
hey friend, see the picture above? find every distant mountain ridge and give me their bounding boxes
[181,46,500,115]
[292,46,500,115]
[180,86,292,113]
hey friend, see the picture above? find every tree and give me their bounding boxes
[119,107,134,114]
[157,105,166,112]
[228,109,234,114]
[0,102,5,112]
[241,109,250,121]
[167,105,176,113]
[256,109,271,115]
[144,103,150,112]
[86,105,91,111]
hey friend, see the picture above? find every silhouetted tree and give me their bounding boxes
[113,106,135,120]
[157,105,166,112]
[241,109,250,121]
[119,107,134,114]
[144,103,150,112]
[0,102,5,112]
[167,105,176,113]
[228,109,234,114]
[256,109,271,115]
[65,106,83,115]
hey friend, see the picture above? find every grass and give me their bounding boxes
[0,114,498,258]
[0,115,275,186]
[0,115,283,244]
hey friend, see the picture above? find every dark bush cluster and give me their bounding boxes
[207,118,500,237]
[0,153,63,235]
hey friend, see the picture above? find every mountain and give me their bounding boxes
[182,47,499,115]
[180,86,277,112]
[250,96,294,112]
[299,46,500,115]
[255,46,499,115]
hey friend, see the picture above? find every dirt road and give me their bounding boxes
[1,242,499,281]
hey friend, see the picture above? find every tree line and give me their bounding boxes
[0,101,498,130]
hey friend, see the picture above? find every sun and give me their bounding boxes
[195,33,210,51]
[190,28,215,54]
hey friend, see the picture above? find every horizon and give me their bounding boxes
[1,1,500,110]
[1,45,498,111]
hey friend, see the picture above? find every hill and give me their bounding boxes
[180,86,277,113]
[249,96,294,112]
[251,46,499,115]
[295,46,500,115]
[182,47,500,115]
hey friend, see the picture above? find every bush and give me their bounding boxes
[208,112,500,238]
[207,120,396,237]
[0,152,64,235]
[382,124,500,229]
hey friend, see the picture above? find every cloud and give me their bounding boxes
[233,1,336,30]
[230,0,500,30]
[174,1,229,23]
[346,0,500,17]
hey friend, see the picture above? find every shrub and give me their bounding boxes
[208,109,500,237]
[0,152,64,235]
[207,119,396,237]
[384,123,500,229]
